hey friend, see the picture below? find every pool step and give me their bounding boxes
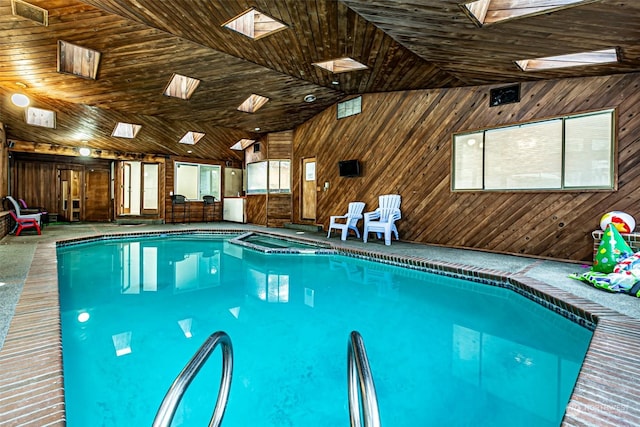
[283,223,323,233]
[114,218,164,225]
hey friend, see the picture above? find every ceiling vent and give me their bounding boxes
[11,0,48,26]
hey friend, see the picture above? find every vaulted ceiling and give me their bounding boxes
[0,0,638,161]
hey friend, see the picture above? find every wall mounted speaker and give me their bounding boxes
[489,84,521,107]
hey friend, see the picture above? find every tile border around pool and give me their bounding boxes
[2,229,640,426]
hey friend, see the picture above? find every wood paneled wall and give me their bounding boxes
[244,131,293,227]
[245,142,265,164]
[267,194,292,228]
[292,73,640,261]
[10,153,112,221]
[0,124,7,199]
[266,131,292,227]
[11,160,58,211]
[268,130,293,159]
[246,195,267,225]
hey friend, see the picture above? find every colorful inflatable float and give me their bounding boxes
[570,220,640,297]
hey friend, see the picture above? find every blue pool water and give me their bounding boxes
[57,235,592,426]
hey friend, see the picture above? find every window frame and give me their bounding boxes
[451,109,616,192]
[337,96,362,119]
[174,161,222,201]
[246,159,291,195]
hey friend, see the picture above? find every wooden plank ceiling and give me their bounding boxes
[0,0,638,160]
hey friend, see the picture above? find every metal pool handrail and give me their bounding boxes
[348,331,381,427]
[153,331,233,427]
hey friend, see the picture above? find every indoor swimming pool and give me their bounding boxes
[57,234,593,426]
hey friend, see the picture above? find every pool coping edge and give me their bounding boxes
[1,229,639,426]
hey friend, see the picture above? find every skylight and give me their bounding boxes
[112,122,142,139]
[163,74,201,100]
[25,107,55,128]
[516,48,618,71]
[58,40,101,79]
[312,57,368,74]
[11,0,48,26]
[231,139,256,150]
[462,0,595,26]
[179,131,205,145]
[237,94,269,113]
[223,8,287,40]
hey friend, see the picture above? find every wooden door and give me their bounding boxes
[301,157,316,220]
[70,170,81,221]
[58,169,71,222]
[85,169,111,221]
[141,163,159,215]
[121,162,131,214]
[57,168,82,222]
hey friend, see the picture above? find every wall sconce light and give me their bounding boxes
[11,93,30,108]
[79,147,91,156]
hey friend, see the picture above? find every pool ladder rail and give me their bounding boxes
[152,331,233,427]
[348,331,382,427]
[152,330,380,427]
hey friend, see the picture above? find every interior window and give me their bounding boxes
[175,162,221,200]
[452,109,614,191]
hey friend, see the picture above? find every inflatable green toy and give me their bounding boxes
[592,223,633,273]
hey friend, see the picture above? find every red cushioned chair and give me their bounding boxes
[9,210,41,236]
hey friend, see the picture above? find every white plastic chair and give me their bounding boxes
[5,196,41,226]
[363,194,401,245]
[327,202,365,241]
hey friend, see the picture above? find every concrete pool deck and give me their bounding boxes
[1,222,639,426]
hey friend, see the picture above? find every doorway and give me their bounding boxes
[301,157,316,221]
[85,168,111,221]
[119,161,159,216]
[58,168,82,222]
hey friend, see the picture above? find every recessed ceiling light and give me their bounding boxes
[11,93,29,107]
[187,150,193,154]
[254,127,261,131]
[79,147,91,156]
[331,81,339,85]
[304,94,317,103]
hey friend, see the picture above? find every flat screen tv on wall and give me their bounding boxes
[338,159,361,177]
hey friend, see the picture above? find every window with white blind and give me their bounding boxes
[452,110,614,191]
